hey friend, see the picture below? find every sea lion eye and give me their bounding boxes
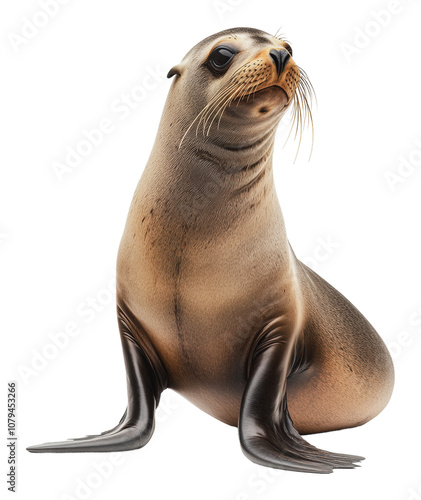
[284,43,293,57]
[209,46,236,72]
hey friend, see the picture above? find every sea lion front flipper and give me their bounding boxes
[68,409,128,441]
[238,323,364,473]
[27,318,160,453]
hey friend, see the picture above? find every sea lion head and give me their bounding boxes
[166,27,314,152]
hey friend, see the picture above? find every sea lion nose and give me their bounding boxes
[269,49,291,77]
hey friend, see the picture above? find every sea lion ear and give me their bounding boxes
[167,64,182,78]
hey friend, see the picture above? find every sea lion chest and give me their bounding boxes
[117,178,292,402]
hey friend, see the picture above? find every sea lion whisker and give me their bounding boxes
[281,66,315,161]
[293,90,304,163]
[274,26,283,38]
[216,82,252,129]
[246,80,263,102]
[284,94,298,149]
[181,61,268,146]
[237,77,260,104]
[191,73,247,138]
[284,93,303,162]
[236,78,254,106]
[297,82,310,127]
[218,77,257,124]
[201,84,239,135]
[208,81,252,134]
[273,26,290,44]
[297,66,316,101]
[197,66,252,135]
[200,82,240,132]
[298,78,312,102]
[295,79,314,160]
[179,82,237,147]
[203,81,249,135]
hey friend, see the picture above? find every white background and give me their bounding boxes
[1,0,421,499]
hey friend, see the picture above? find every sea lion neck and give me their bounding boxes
[147,103,279,202]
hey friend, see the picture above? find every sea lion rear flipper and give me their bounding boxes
[27,317,160,453]
[238,324,364,473]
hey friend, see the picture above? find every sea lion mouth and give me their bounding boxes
[234,85,289,107]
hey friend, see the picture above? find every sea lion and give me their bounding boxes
[27,27,394,474]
